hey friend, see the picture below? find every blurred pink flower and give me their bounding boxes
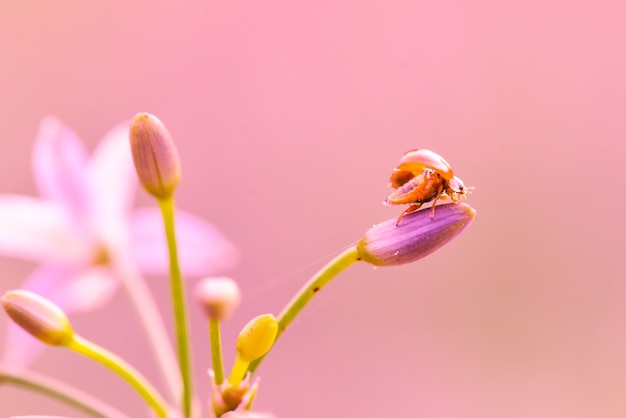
[0,117,238,368]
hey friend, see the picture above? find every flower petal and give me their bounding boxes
[0,196,88,263]
[1,265,119,368]
[31,117,90,215]
[85,121,136,247]
[129,207,239,277]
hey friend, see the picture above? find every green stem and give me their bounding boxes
[67,335,169,418]
[0,368,127,418]
[158,195,193,417]
[248,245,361,373]
[113,252,181,404]
[209,318,225,385]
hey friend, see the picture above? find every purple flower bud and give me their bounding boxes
[357,203,475,266]
[1,290,74,346]
[129,113,181,199]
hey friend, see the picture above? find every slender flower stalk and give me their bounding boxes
[210,317,225,385]
[0,367,128,418]
[159,195,193,417]
[67,335,169,418]
[247,246,360,374]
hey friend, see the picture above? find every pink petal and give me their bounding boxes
[31,117,90,216]
[86,121,137,247]
[51,267,119,312]
[2,321,46,370]
[0,196,88,263]
[1,265,119,369]
[129,207,239,277]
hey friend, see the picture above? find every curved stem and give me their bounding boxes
[248,245,361,373]
[158,195,193,417]
[112,252,181,403]
[209,318,225,385]
[0,368,128,418]
[67,335,170,418]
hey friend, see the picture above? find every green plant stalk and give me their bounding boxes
[209,317,225,384]
[67,335,169,418]
[248,245,361,374]
[158,195,193,417]
[0,368,127,418]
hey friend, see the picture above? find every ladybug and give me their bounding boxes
[385,149,469,225]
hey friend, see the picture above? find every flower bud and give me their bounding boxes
[129,113,181,199]
[195,277,241,320]
[1,290,74,346]
[236,314,278,362]
[357,203,475,266]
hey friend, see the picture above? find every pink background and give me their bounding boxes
[1,1,626,417]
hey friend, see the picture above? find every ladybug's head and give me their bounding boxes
[449,176,465,193]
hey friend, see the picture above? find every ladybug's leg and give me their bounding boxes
[429,183,446,219]
[395,203,423,226]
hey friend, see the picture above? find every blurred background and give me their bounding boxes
[1,1,625,417]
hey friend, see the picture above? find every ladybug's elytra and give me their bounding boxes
[385,149,469,225]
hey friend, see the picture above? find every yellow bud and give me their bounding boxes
[1,290,74,346]
[129,112,181,199]
[236,314,278,362]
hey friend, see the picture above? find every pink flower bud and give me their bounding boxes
[195,277,242,320]
[129,113,181,199]
[2,290,74,346]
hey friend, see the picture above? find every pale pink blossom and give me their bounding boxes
[0,117,238,368]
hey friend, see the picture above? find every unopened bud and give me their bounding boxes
[357,203,475,266]
[129,113,181,199]
[1,290,74,346]
[236,314,278,362]
[196,277,242,320]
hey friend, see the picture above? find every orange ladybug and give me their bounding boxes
[385,149,469,225]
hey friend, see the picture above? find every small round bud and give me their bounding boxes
[358,203,475,266]
[129,113,181,199]
[1,290,74,346]
[196,277,242,320]
[236,314,278,362]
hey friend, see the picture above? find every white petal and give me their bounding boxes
[51,266,119,312]
[86,121,137,248]
[129,207,239,277]
[31,117,90,215]
[1,321,47,370]
[0,196,88,263]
